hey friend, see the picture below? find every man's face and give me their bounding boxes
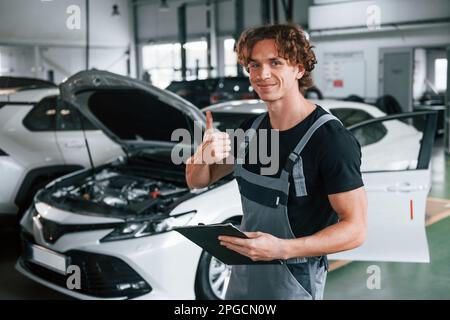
[247,39,302,102]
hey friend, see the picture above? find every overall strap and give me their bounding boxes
[284,114,342,196]
[292,114,341,156]
[236,112,267,164]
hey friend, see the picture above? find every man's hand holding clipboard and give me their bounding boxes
[174,223,283,265]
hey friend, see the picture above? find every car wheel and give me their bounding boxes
[195,217,241,300]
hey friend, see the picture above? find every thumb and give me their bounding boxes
[205,111,214,131]
[244,231,263,239]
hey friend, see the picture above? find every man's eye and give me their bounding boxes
[249,63,259,69]
[271,60,282,66]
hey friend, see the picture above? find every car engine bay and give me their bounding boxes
[49,168,191,216]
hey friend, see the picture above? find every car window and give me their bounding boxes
[329,108,387,147]
[350,123,388,148]
[349,113,434,172]
[328,108,374,127]
[57,102,97,131]
[166,82,185,92]
[23,96,57,131]
[87,89,191,142]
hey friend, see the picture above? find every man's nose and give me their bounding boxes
[257,64,271,80]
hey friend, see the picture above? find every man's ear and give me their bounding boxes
[296,65,305,79]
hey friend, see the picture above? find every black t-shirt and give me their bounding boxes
[234,105,364,238]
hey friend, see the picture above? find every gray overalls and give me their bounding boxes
[225,112,341,300]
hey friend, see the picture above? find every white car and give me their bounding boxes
[203,99,424,172]
[17,70,437,300]
[0,77,123,216]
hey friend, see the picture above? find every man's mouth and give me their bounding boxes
[256,83,277,89]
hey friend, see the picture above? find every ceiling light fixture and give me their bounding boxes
[112,4,120,16]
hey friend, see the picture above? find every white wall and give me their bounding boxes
[0,46,34,77]
[41,47,131,80]
[308,0,450,98]
[311,25,450,99]
[0,0,135,82]
[137,0,182,42]
[309,0,450,31]
[413,48,427,100]
[0,0,132,47]
[426,49,447,86]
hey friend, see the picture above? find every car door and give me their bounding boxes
[20,96,65,167]
[6,96,65,211]
[328,111,437,263]
[55,99,124,167]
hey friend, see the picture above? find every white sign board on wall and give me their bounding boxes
[323,51,366,98]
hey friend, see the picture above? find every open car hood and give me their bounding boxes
[59,70,205,154]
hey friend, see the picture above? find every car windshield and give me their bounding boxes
[165,81,196,93]
[166,79,217,93]
[209,107,389,148]
[211,107,374,132]
[329,108,388,147]
[209,111,256,132]
[328,108,374,127]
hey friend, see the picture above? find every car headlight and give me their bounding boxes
[100,211,196,242]
[20,204,37,231]
[22,196,40,226]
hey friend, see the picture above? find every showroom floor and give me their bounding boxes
[0,137,449,300]
[429,137,450,200]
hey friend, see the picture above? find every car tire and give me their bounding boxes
[195,216,241,300]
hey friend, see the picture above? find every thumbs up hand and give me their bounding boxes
[200,111,232,164]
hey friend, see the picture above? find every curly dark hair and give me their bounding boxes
[235,23,317,94]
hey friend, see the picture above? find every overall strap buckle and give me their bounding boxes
[289,153,308,197]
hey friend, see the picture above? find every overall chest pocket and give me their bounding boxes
[237,176,288,208]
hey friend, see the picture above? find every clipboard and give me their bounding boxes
[174,223,283,265]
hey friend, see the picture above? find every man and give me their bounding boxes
[185,24,367,300]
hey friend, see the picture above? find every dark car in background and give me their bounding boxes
[166,76,258,108]
[0,76,56,94]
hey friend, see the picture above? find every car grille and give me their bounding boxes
[20,233,152,299]
[37,215,120,244]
